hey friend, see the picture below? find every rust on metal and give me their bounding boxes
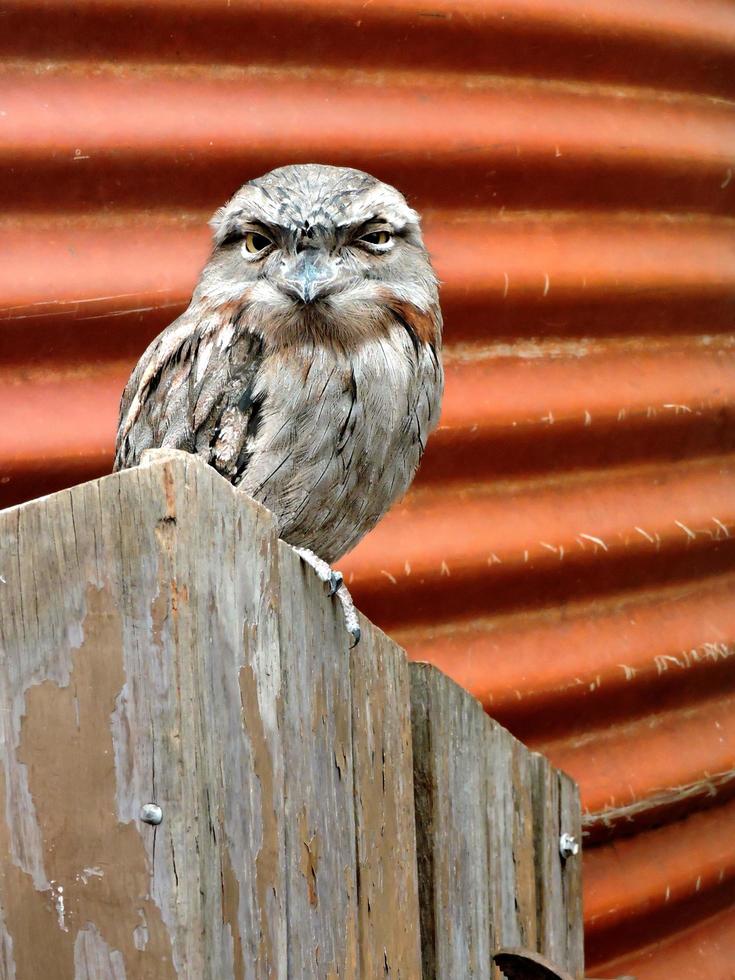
[1,2,734,976]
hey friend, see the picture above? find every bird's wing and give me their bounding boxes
[114,310,265,484]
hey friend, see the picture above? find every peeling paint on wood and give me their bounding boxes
[0,451,580,978]
[0,451,287,977]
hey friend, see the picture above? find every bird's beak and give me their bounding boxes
[280,251,337,305]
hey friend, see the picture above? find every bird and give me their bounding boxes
[114,164,443,643]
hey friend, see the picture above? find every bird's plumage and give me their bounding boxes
[115,164,443,563]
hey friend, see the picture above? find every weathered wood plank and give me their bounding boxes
[166,453,287,977]
[0,451,429,979]
[510,738,538,952]
[486,720,518,974]
[350,620,422,978]
[2,466,177,978]
[0,451,288,978]
[276,540,360,978]
[410,663,583,980]
[0,450,583,980]
[531,753,564,969]
[411,662,493,980]
[276,548,423,979]
[558,772,584,979]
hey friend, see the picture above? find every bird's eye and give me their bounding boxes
[359,230,392,247]
[244,231,273,254]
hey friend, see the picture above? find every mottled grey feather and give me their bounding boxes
[115,164,443,564]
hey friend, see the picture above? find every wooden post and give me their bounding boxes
[0,451,583,979]
[410,666,583,980]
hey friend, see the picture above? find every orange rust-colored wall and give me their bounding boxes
[2,3,735,975]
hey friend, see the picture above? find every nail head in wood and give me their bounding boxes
[139,803,163,826]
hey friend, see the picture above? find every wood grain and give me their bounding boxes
[0,450,287,978]
[277,538,359,977]
[409,663,584,980]
[349,621,422,978]
[559,772,584,980]
[0,451,424,979]
[411,662,493,979]
[531,753,564,969]
[0,451,581,979]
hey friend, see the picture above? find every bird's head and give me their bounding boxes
[199,164,440,349]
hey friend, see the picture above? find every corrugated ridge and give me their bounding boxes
[3,0,735,98]
[547,691,735,825]
[4,338,735,517]
[584,797,735,972]
[4,211,733,297]
[394,571,735,728]
[343,453,735,624]
[591,903,735,979]
[3,3,734,974]
[3,211,734,363]
[6,359,734,550]
[2,63,734,213]
[7,336,735,437]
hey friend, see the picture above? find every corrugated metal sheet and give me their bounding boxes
[2,2,734,975]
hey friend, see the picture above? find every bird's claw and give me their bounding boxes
[293,547,361,647]
[335,581,361,647]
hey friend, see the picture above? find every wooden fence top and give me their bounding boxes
[0,450,583,979]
